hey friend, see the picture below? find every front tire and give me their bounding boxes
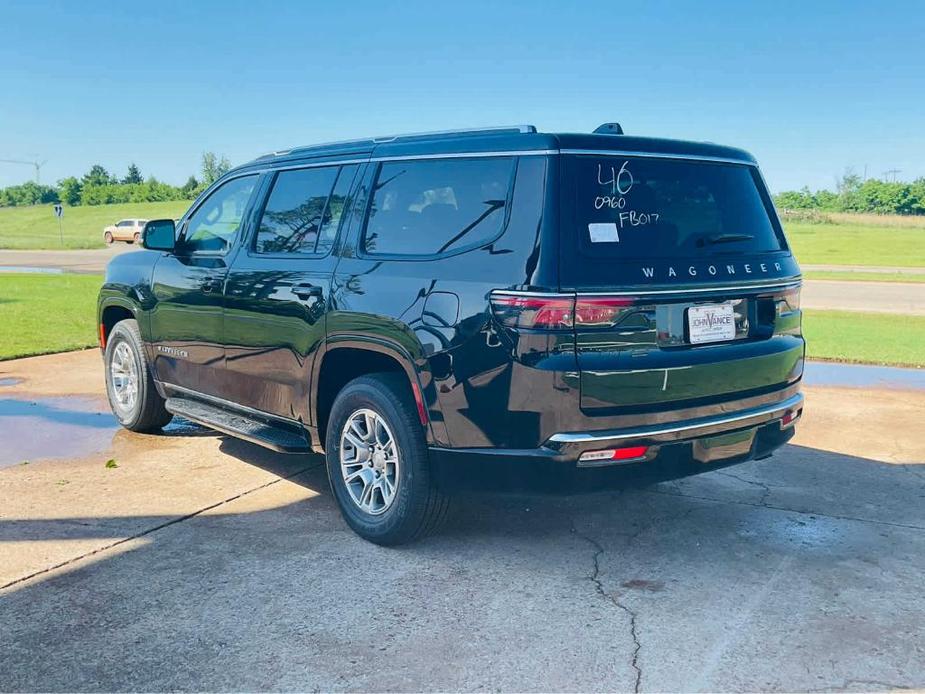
[104,319,173,432]
[325,373,449,545]
[104,231,113,244]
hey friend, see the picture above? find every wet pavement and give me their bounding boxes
[0,395,117,468]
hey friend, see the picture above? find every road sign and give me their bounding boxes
[53,203,63,218]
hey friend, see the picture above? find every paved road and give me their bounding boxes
[1,351,924,691]
[0,245,132,274]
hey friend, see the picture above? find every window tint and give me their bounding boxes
[569,156,783,260]
[183,175,257,254]
[363,157,514,257]
[254,167,338,254]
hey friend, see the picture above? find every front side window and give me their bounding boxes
[183,175,257,254]
[363,157,514,257]
[254,167,339,254]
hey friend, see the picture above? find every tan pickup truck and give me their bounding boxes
[103,219,148,244]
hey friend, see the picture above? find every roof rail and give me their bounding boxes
[260,125,537,159]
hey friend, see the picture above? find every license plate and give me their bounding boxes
[687,303,736,344]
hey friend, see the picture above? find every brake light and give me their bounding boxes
[489,293,574,330]
[574,297,635,327]
[490,292,636,331]
[777,287,801,315]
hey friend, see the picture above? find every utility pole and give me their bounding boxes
[883,169,901,183]
[0,158,47,184]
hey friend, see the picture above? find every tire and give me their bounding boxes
[104,231,113,244]
[325,373,449,545]
[104,319,173,432]
[133,232,141,244]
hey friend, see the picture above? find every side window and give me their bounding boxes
[254,167,338,254]
[363,157,515,257]
[182,175,257,254]
[117,220,129,227]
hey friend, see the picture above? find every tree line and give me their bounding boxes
[773,171,925,216]
[0,152,231,208]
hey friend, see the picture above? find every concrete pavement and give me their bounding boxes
[1,350,924,691]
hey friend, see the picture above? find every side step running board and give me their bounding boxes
[165,397,311,454]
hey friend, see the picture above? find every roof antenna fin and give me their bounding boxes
[593,123,624,135]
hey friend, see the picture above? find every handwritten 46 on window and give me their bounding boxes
[594,161,659,229]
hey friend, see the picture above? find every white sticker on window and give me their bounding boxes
[588,222,620,243]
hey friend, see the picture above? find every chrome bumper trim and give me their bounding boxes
[547,393,804,445]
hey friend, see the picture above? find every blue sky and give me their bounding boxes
[1,0,923,192]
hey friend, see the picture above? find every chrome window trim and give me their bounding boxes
[559,148,757,167]
[548,393,804,444]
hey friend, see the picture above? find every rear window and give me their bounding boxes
[362,157,515,257]
[569,156,784,260]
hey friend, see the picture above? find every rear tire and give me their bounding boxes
[133,232,141,244]
[104,319,173,432]
[325,373,449,545]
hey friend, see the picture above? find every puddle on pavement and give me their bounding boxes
[0,395,118,469]
[0,393,215,469]
[0,265,63,274]
[804,360,925,391]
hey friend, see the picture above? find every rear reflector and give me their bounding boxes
[99,323,107,349]
[780,408,802,428]
[579,445,649,463]
[490,292,636,331]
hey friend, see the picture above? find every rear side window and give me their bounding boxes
[570,156,784,260]
[255,167,339,254]
[363,157,515,257]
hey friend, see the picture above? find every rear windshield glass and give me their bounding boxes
[569,156,784,259]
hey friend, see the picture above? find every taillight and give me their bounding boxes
[489,293,574,330]
[574,297,634,327]
[490,292,636,331]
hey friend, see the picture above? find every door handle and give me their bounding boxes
[292,283,323,300]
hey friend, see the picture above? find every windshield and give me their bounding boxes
[569,155,785,260]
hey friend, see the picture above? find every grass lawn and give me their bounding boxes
[0,200,190,249]
[803,310,925,368]
[803,270,925,283]
[785,221,925,268]
[0,273,103,359]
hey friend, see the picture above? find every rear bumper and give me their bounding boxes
[429,391,802,484]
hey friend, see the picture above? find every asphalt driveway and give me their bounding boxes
[1,351,924,692]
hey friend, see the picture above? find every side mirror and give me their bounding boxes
[142,219,176,251]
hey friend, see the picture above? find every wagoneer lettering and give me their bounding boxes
[97,123,804,545]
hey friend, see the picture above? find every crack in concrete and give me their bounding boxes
[571,522,643,693]
[646,487,925,533]
[715,470,773,506]
[0,462,323,592]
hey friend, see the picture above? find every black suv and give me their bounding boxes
[98,124,804,544]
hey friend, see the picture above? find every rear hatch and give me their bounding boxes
[559,153,804,414]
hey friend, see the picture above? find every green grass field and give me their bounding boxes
[803,310,925,367]
[0,200,190,249]
[0,273,103,359]
[803,270,925,283]
[785,222,925,268]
